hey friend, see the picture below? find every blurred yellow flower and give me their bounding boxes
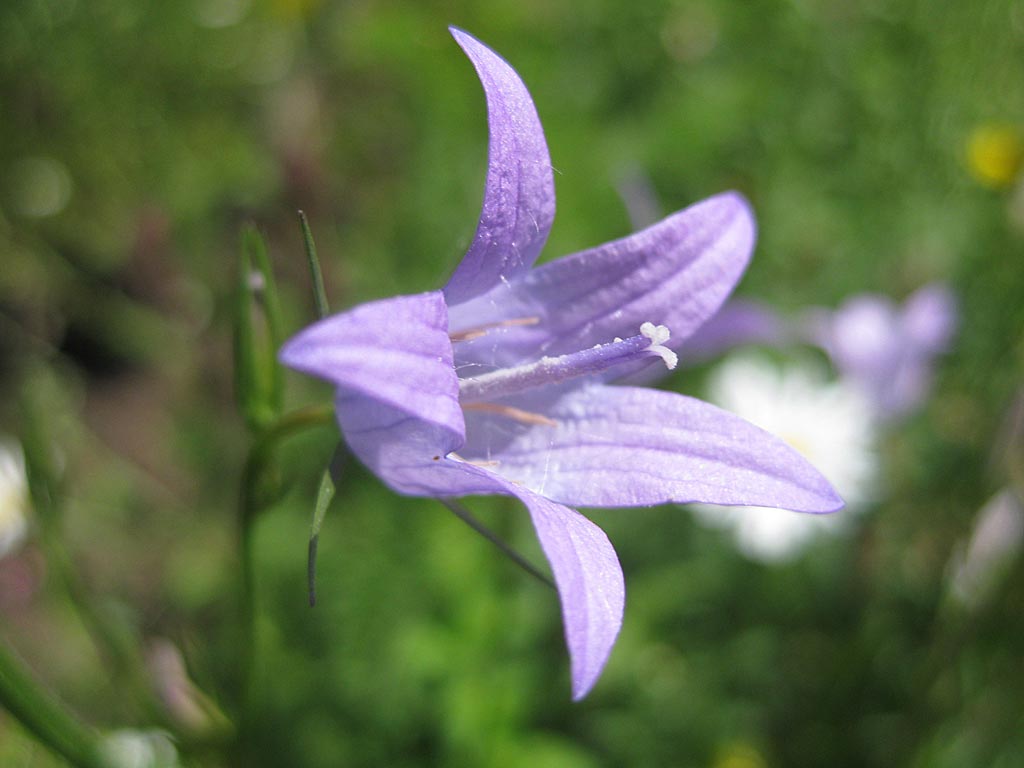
[714,742,768,768]
[966,125,1024,189]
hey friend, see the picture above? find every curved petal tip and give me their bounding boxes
[520,495,625,701]
[443,26,556,305]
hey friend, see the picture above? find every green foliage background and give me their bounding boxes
[1,0,1023,765]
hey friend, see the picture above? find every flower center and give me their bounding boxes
[457,322,677,404]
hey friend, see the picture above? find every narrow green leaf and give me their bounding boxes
[308,445,346,607]
[307,471,334,608]
[298,210,330,319]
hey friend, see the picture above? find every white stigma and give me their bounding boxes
[640,322,678,370]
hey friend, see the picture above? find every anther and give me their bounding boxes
[640,322,678,370]
[463,402,557,427]
[450,316,540,342]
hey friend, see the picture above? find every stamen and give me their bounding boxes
[640,322,678,370]
[450,316,540,342]
[459,322,678,403]
[463,402,557,427]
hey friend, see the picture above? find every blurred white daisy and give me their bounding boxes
[0,438,30,560]
[692,353,878,562]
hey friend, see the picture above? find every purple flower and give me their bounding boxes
[280,28,842,699]
[806,284,957,420]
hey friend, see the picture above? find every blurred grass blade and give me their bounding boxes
[298,210,330,319]
[18,386,62,523]
[234,225,285,431]
[309,445,346,607]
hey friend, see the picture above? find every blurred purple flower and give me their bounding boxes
[281,28,842,699]
[806,284,957,420]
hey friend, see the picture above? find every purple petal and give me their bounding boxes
[514,487,624,700]
[462,384,844,513]
[448,192,756,370]
[443,28,556,305]
[279,291,465,446]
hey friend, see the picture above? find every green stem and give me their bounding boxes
[0,640,110,768]
[235,403,336,752]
